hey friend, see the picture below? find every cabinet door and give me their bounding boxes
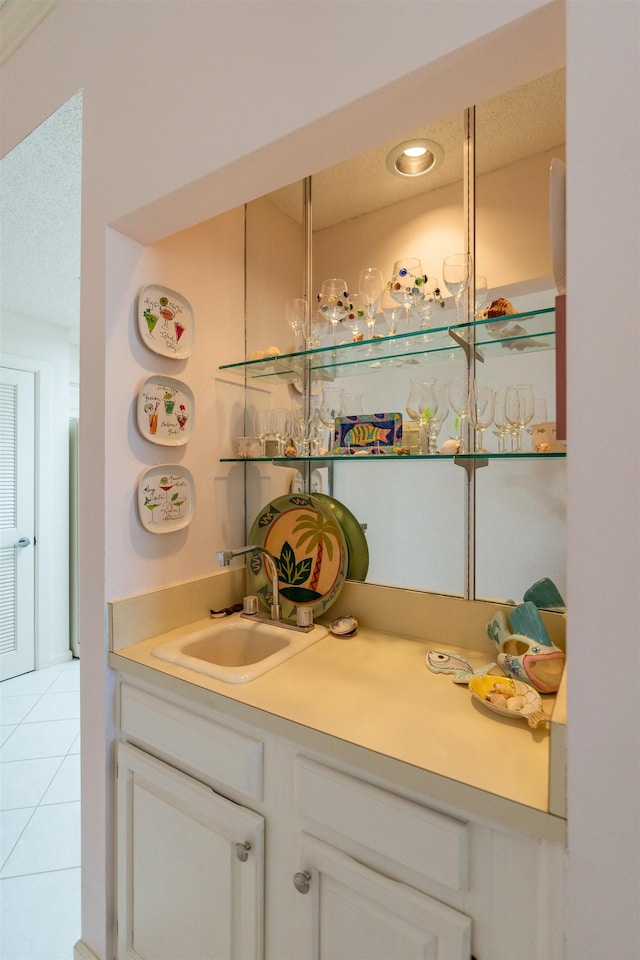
[295,834,471,960]
[117,742,264,960]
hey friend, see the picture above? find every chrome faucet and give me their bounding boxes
[216,546,282,621]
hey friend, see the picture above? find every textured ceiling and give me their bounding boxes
[271,70,565,231]
[0,91,82,338]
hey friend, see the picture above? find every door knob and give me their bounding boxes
[293,871,312,894]
[15,537,31,548]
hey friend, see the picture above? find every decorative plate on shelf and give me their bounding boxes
[136,375,194,446]
[332,412,403,455]
[137,465,195,533]
[247,493,348,619]
[137,284,194,359]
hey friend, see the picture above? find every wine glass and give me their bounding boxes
[270,407,291,456]
[492,390,510,453]
[505,384,534,453]
[252,408,272,455]
[389,258,424,332]
[319,387,343,448]
[317,278,350,347]
[427,381,449,454]
[358,267,384,339]
[406,380,437,454]
[415,277,443,342]
[448,377,470,452]
[474,276,488,317]
[345,293,366,342]
[443,253,472,325]
[468,381,494,453]
[285,297,308,352]
[381,288,402,336]
[525,397,548,450]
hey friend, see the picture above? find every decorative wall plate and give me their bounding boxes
[138,284,194,358]
[136,375,194,446]
[137,465,195,533]
[247,493,347,619]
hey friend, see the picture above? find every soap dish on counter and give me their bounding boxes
[330,616,358,637]
[468,675,550,729]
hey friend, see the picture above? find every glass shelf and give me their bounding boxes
[219,307,556,382]
[221,451,566,464]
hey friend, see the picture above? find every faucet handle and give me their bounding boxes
[243,595,259,615]
[296,607,314,628]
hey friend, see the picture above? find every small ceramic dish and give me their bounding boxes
[330,616,358,637]
[468,674,549,729]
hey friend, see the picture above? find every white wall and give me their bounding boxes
[0,311,71,668]
[3,3,639,959]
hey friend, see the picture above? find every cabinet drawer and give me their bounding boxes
[295,757,468,891]
[120,683,263,802]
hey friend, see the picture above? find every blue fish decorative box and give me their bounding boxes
[332,412,403,455]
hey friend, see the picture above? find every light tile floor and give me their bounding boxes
[1,660,81,960]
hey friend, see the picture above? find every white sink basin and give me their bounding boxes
[152,615,328,683]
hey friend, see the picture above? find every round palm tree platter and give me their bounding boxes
[247,494,348,620]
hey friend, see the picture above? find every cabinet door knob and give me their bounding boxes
[293,870,312,894]
[234,841,251,862]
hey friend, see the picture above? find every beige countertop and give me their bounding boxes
[110,597,566,841]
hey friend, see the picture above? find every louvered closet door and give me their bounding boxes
[0,367,35,681]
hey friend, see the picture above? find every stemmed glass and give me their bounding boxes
[427,381,449,454]
[406,379,437,454]
[270,408,291,456]
[253,408,272,456]
[345,293,366,341]
[505,384,534,453]
[468,381,494,453]
[285,298,308,352]
[492,391,510,453]
[389,258,425,333]
[448,377,470,452]
[415,277,443,342]
[443,253,472,326]
[525,397,547,451]
[358,267,384,340]
[319,388,343,449]
[317,278,350,348]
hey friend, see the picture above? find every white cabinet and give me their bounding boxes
[115,677,563,960]
[116,742,264,960]
[294,834,471,960]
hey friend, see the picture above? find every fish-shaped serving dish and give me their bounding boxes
[469,674,550,729]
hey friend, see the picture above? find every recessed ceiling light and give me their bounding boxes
[386,139,444,178]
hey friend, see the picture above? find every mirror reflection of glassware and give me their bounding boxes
[505,384,534,453]
[285,297,308,352]
[415,277,443,342]
[448,376,470,452]
[358,267,384,340]
[443,253,473,325]
[308,309,329,349]
[468,381,494,453]
[317,278,350,348]
[492,390,510,453]
[389,258,424,335]
[380,288,402,337]
[474,275,488,317]
[428,381,450,454]
[525,397,547,450]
